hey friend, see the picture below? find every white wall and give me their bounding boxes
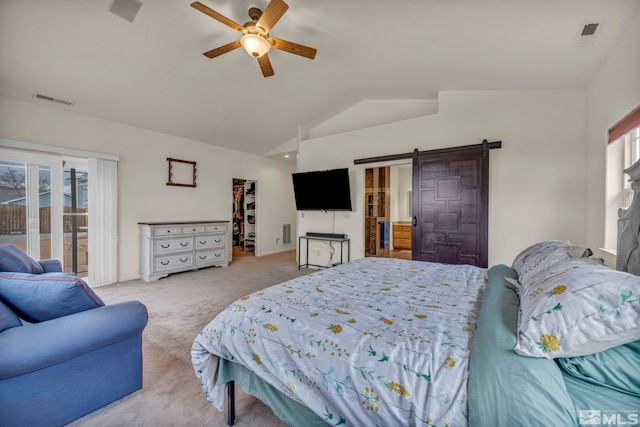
[586,6,640,258]
[395,165,412,222]
[298,90,587,266]
[0,96,297,281]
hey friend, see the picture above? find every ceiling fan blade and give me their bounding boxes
[257,54,275,77]
[191,2,244,33]
[203,40,242,59]
[257,0,289,33]
[269,37,317,60]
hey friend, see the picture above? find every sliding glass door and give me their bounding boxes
[0,150,89,276]
[63,162,89,276]
[0,160,56,260]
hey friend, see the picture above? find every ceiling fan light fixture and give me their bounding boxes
[241,34,270,58]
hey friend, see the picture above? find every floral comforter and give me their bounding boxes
[192,257,487,427]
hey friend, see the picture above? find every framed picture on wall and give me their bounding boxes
[166,157,196,187]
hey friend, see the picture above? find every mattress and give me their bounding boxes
[193,257,487,426]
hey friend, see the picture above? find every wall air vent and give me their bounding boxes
[573,21,603,48]
[283,224,291,245]
[34,93,74,106]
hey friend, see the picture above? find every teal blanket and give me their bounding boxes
[468,264,577,426]
[558,340,640,422]
[557,340,640,398]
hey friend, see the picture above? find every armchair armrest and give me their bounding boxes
[0,300,148,380]
[38,259,63,273]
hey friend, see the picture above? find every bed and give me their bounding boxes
[192,241,640,426]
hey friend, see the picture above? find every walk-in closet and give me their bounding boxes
[232,178,256,255]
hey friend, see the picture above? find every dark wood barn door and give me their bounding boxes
[411,148,488,267]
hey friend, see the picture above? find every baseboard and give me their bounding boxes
[253,246,295,257]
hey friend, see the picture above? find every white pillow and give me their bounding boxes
[513,258,640,358]
[511,240,574,285]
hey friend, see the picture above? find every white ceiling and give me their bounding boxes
[1,0,638,159]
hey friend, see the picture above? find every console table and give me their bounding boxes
[298,235,350,270]
[139,220,229,282]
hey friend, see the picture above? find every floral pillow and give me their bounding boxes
[511,240,590,287]
[513,258,640,358]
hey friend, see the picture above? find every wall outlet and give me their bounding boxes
[276,237,280,244]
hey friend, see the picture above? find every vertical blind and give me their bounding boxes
[88,157,118,286]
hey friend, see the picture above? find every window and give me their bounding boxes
[604,105,640,254]
[623,126,640,208]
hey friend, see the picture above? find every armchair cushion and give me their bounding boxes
[38,259,63,273]
[0,245,44,274]
[0,300,21,333]
[0,300,148,380]
[0,273,104,323]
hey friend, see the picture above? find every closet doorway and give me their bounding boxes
[364,164,412,260]
[232,179,257,256]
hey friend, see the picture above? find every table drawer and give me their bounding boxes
[154,227,182,236]
[195,235,226,249]
[195,249,226,265]
[156,253,193,272]
[183,225,206,234]
[156,238,193,254]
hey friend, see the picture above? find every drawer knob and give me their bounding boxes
[180,258,188,262]
[215,239,221,243]
[161,244,170,248]
[160,261,169,266]
[180,242,189,247]
[214,253,221,258]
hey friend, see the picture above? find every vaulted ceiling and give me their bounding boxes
[1,0,638,159]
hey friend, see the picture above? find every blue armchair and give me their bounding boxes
[0,245,148,427]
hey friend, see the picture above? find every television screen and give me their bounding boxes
[292,168,352,211]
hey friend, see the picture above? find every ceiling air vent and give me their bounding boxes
[573,21,603,47]
[581,23,599,36]
[108,0,143,23]
[34,93,74,106]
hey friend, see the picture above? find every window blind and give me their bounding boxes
[609,105,640,143]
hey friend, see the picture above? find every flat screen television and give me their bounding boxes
[292,168,352,211]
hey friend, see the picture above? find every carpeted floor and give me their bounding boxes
[68,248,312,427]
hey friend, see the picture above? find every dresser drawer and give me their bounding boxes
[394,229,411,239]
[195,235,226,249]
[393,238,412,250]
[156,253,193,272]
[183,225,206,234]
[154,227,182,236]
[206,224,227,233]
[195,249,226,265]
[156,238,193,254]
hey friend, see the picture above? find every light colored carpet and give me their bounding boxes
[68,249,312,427]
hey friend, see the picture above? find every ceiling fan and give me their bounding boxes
[191,0,317,77]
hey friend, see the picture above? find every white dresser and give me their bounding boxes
[139,221,229,282]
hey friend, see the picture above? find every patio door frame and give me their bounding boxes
[0,148,65,261]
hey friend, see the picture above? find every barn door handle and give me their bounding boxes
[413,216,417,227]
